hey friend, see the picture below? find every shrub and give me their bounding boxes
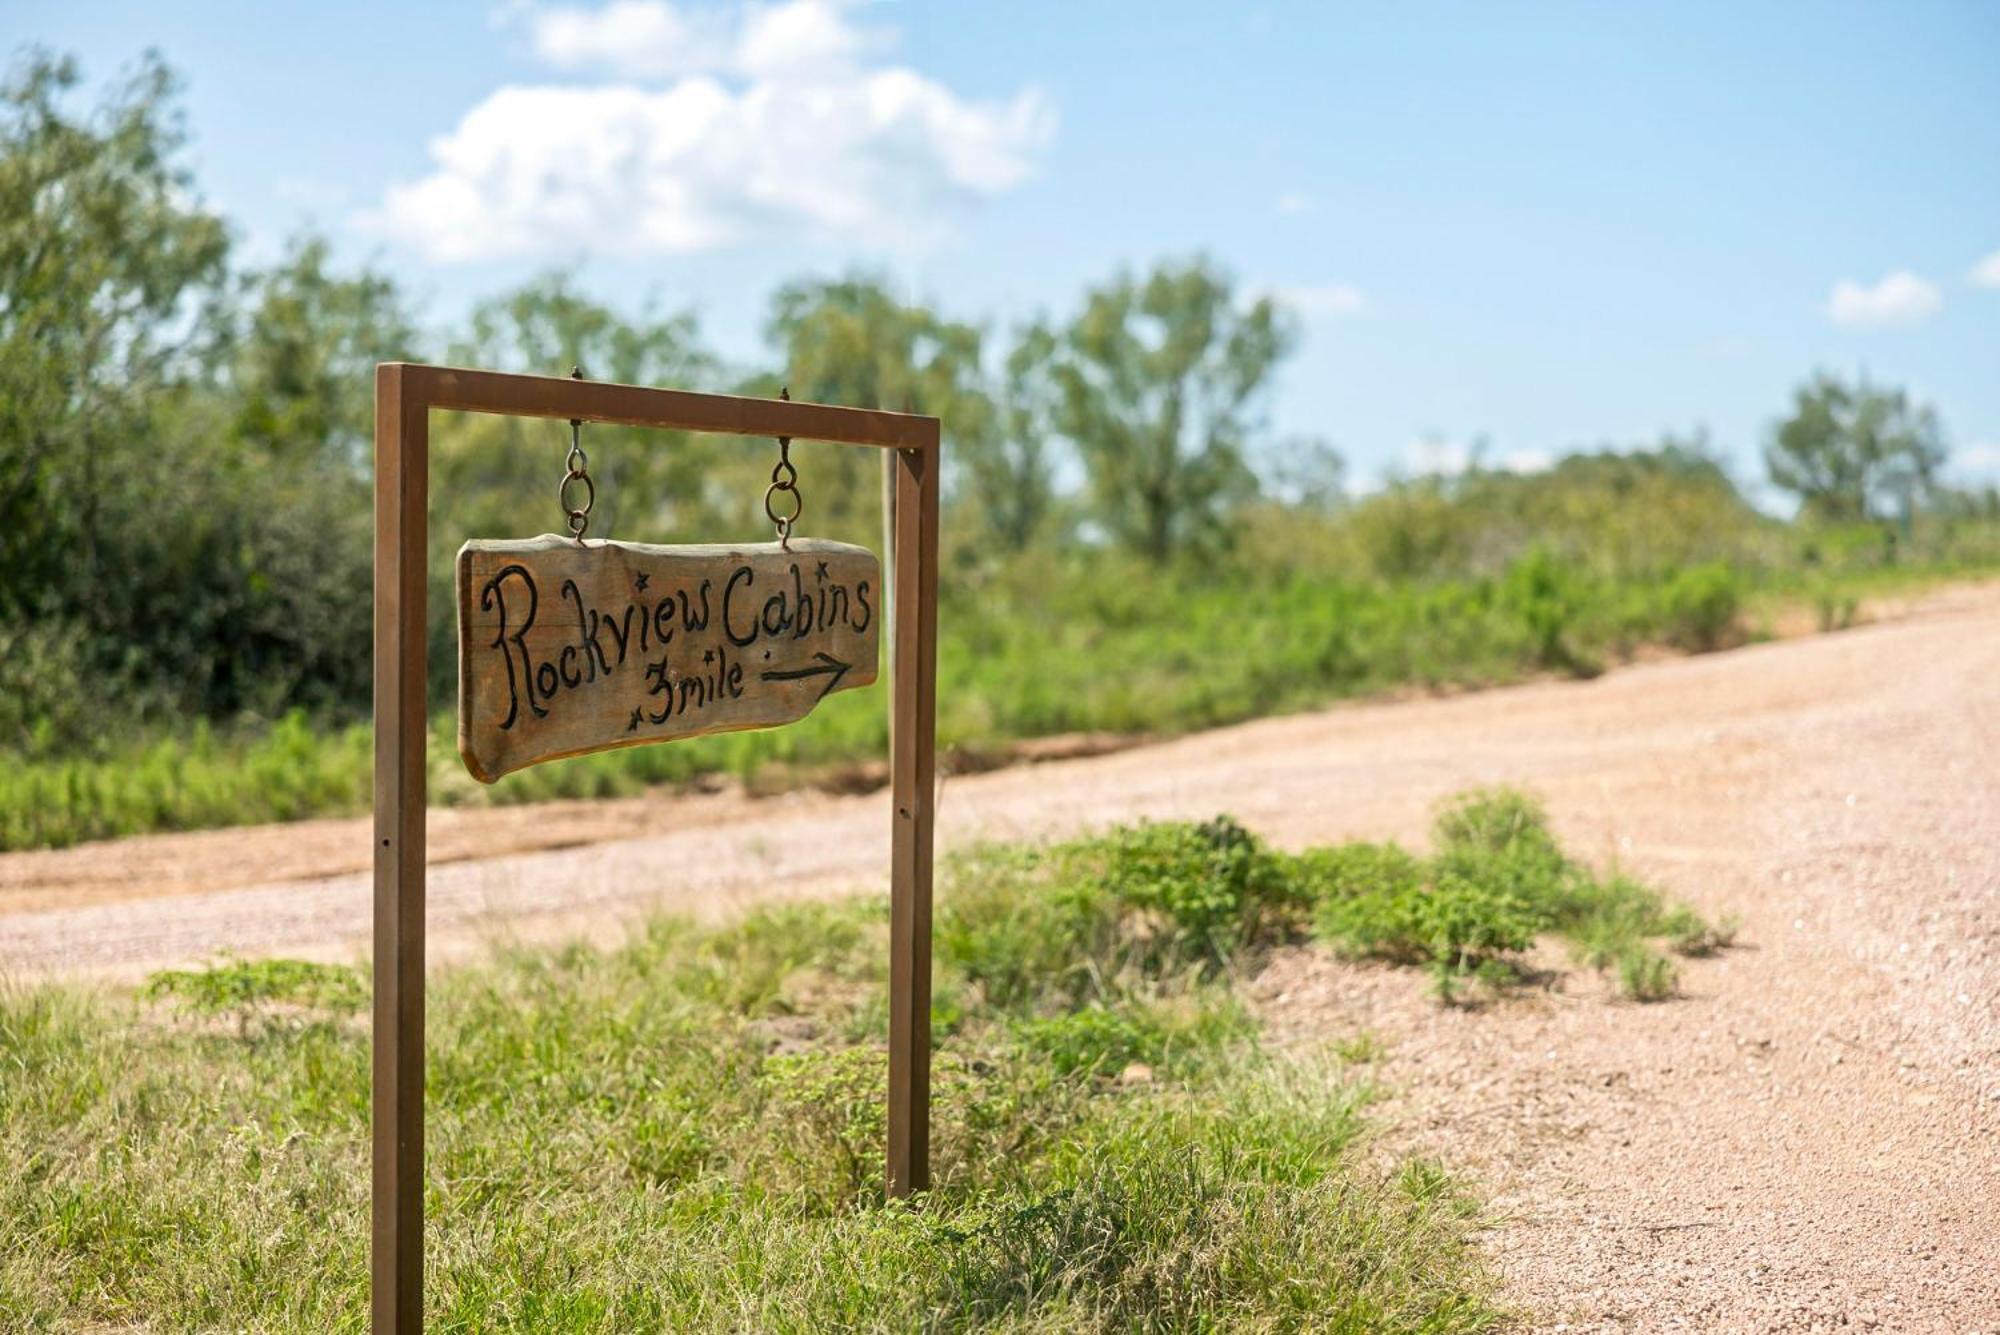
[1657,562,1743,652]
[1299,787,1727,1001]
[1316,870,1546,973]
[1079,815,1301,963]
[1430,787,1570,904]
[1666,909,1739,958]
[1010,995,1254,1079]
[1613,945,1678,1002]
[1499,546,1596,676]
[1290,841,1425,905]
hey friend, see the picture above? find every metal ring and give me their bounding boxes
[560,470,595,516]
[763,480,803,527]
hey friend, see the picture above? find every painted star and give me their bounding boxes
[634,571,651,592]
[627,707,643,732]
[816,560,829,580]
[703,648,715,665]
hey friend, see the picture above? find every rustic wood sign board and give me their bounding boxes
[457,533,879,781]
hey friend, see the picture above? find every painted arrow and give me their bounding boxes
[759,650,853,702]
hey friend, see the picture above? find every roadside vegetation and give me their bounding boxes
[7,492,1994,851]
[5,50,1997,852]
[0,789,1718,1329]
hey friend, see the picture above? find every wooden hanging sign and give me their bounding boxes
[456,533,879,782]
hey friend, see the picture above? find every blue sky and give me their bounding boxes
[14,0,2000,493]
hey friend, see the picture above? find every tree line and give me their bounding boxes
[0,50,1983,748]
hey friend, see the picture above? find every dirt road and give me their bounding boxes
[3,583,1996,1329]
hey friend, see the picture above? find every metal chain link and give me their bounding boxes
[559,366,594,542]
[762,386,802,549]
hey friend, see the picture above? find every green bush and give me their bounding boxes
[1814,583,1861,631]
[1291,841,1425,905]
[1299,787,1719,1002]
[1613,945,1678,1002]
[1010,995,1254,1079]
[1657,562,1743,651]
[1078,815,1303,963]
[5,531,1990,851]
[1315,869,1547,973]
[1429,788,1570,902]
[1498,547,1596,676]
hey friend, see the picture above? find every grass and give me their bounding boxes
[1303,788,1728,1002]
[0,815,1534,1333]
[0,790,1725,1327]
[4,553,1974,852]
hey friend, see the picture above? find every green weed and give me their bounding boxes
[1613,946,1679,1002]
[144,956,367,1018]
[1331,1032,1386,1065]
[1299,788,1724,1001]
[1657,562,1744,651]
[1071,814,1305,965]
[0,824,1505,1332]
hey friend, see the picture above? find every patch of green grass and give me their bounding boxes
[1068,814,1306,966]
[1300,788,1728,1002]
[0,711,374,852]
[1330,1032,1387,1065]
[1612,946,1679,1003]
[0,822,1506,1332]
[144,956,367,1017]
[1010,993,1257,1079]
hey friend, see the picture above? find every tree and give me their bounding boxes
[764,275,993,544]
[227,235,419,469]
[1053,257,1295,558]
[437,272,718,551]
[0,49,229,620]
[0,54,438,731]
[1264,435,1347,513]
[965,321,1063,550]
[1766,372,1945,523]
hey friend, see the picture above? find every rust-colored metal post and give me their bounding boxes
[887,442,938,1196]
[372,364,428,1333]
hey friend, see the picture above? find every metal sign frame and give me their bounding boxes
[371,363,939,1332]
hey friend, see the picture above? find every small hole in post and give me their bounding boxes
[381,838,390,847]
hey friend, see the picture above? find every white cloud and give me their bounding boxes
[1955,441,2000,477]
[1971,250,2000,290]
[1397,435,1543,478]
[530,0,734,79]
[1404,435,1473,477]
[1274,191,1316,217]
[1278,282,1366,319]
[735,0,879,76]
[528,0,879,79]
[368,0,1052,261]
[1824,269,1942,328]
